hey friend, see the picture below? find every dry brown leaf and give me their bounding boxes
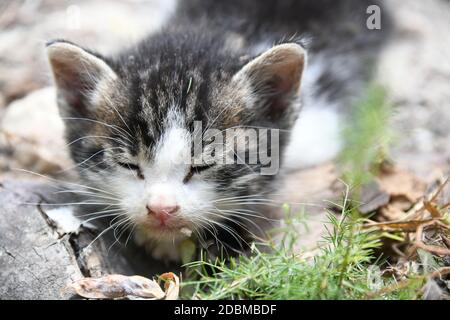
[423,201,442,219]
[359,164,427,221]
[429,177,449,203]
[67,274,166,300]
[359,181,390,214]
[380,200,411,221]
[160,272,180,300]
[363,170,449,271]
[376,165,427,203]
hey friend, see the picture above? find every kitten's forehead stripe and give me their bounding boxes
[154,124,191,177]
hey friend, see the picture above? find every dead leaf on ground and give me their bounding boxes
[359,164,427,221]
[160,272,180,300]
[365,174,450,263]
[66,273,180,300]
[377,165,427,202]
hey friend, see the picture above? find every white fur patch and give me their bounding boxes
[283,53,344,170]
[284,106,342,169]
[45,206,94,235]
[153,114,191,177]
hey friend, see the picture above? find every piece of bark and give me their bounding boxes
[0,180,82,299]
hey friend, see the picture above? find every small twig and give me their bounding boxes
[423,201,442,219]
[441,201,450,210]
[429,177,449,204]
[363,219,436,232]
[411,220,450,256]
[414,242,450,256]
[364,278,417,299]
[430,267,450,279]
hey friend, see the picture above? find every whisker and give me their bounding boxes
[211,209,268,235]
[19,201,118,206]
[82,220,123,252]
[192,218,231,256]
[80,212,126,225]
[124,223,137,248]
[62,147,124,173]
[76,207,122,218]
[210,209,263,238]
[108,217,134,253]
[205,217,250,252]
[13,168,118,196]
[61,117,134,141]
[66,135,130,148]
[52,189,121,202]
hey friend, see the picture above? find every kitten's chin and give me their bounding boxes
[133,225,191,262]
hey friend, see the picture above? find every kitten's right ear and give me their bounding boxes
[46,40,117,117]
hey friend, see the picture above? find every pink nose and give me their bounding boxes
[146,204,179,223]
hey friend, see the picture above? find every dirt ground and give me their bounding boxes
[378,0,450,181]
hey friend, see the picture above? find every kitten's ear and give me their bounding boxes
[46,40,117,116]
[232,43,306,119]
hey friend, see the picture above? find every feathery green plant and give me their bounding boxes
[181,194,422,299]
[339,84,394,189]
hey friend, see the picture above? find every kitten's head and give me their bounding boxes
[47,37,306,243]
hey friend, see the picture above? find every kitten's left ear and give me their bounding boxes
[46,40,117,117]
[232,43,306,119]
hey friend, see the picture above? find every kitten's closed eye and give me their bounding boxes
[183,163,215,183]
[117,162,144,179]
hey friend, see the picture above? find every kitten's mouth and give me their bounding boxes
[153,222,182,231]
[143,218,191,234]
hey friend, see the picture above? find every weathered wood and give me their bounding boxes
[0,180,81,299]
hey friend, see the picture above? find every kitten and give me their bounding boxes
[47,0,389,261]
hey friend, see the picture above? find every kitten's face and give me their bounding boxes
[78,107,228,240]
[47,40,305,242]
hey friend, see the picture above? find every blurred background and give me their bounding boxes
[0,0,177,180]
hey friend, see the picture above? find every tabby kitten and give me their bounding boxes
[47,0,388,261]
